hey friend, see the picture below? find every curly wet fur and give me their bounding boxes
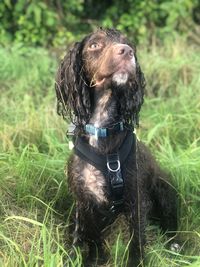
[55,28,177,267]
[55,28,145,127]
[56,41,91,125]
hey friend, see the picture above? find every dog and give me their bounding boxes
[55,28,177,267]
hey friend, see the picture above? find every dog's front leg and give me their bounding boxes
[71,201,107,266]
[83,208,108,266]
[68,202,84,264]
[65,202,84,267]
[127,203,146,267]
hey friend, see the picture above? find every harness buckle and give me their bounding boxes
[67,123,75,150]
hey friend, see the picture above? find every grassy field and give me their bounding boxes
[0,39,200,267]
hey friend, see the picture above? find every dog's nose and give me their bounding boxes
[116,44,134,58]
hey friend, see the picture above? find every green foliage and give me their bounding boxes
[0,38,200,265]
[102,0,197,43]
[0,0,199,47]
[0,0,84,47]
[0,2,199,266]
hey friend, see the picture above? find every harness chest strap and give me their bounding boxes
[73,131,136,205]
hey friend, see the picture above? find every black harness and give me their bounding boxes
[72,124,136,208]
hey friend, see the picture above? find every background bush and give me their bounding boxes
[0,0,199,47]
[0,1,200,266]
[0,39,200,267]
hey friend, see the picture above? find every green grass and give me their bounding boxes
[0,39,199,266]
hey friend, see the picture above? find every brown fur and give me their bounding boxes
[55,28,177,267]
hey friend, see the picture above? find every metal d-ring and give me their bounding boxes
[107,160,121,172]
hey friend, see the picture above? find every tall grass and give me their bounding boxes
[0,39,199,266]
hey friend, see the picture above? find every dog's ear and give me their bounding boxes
[133,60,145,125]
[119,57,145,127]
[55,41,91,125]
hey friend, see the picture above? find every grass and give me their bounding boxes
[0,38,200,266]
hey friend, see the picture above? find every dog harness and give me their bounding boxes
[72,123,136,208]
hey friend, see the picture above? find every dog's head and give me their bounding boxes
[55,28,145,126]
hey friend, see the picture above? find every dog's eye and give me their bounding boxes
[88,42,102,50]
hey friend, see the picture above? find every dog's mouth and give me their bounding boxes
[94,73,130,88]
[112,71,129,85]
[93,58,136,87]
[92,77,106,87]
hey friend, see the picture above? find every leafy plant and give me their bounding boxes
[0,37,200,266]
[0,0,199,47]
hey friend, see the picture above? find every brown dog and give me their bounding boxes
[55,28,177,267]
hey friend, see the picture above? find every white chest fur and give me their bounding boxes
[82,163,107,204]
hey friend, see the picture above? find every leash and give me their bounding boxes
[135,137,144,267]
